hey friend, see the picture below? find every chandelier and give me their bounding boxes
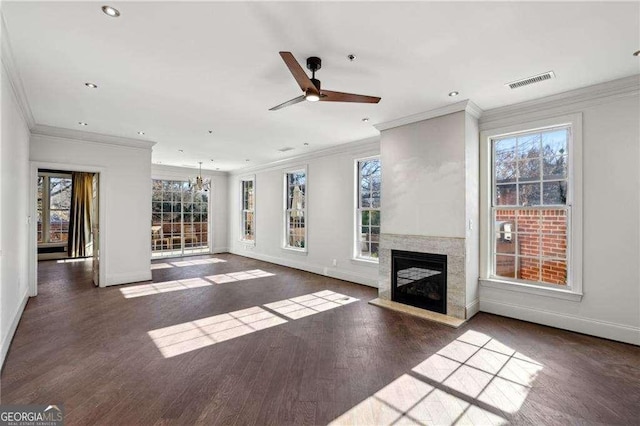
[189,162,211,192]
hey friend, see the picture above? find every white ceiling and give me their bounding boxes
[3,1,639,171]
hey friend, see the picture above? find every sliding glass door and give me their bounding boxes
[151,179,209,258]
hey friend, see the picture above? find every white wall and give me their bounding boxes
[465,114,480,308]
[479,86,640,345]
[380,111,467,238]
[0,66,31,365]
[228,139,380,287]
[151,164,228,253]
[30,131,154,286]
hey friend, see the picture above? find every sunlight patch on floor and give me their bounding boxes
[148,306,287,358]
[263,290,358,319]
[206,269,275,284]
[151,258,226,269]
[330,330,543,425]
[147,290,359,358]
[120,278,213,298]
[152,248,210,258]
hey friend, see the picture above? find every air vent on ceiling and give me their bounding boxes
[506,71,555,89]
[278,147,295,152]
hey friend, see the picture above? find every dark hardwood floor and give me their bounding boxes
[1,254,639,425]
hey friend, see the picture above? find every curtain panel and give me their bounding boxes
[68,172,94,257]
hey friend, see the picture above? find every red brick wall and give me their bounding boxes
[495,208,567,285]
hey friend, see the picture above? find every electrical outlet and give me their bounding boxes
[332,259,337,266]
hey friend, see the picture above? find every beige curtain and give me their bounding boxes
[68,172,94,257]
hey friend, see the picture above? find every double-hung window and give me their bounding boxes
[37,172,73,245]
[482,114,582,295]
[356,157,381,260]
[284,169,307,251]
[241,177,255,243]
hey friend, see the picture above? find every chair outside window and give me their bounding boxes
[151,226,168,250]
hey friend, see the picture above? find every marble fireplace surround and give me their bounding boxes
[378,233,466,320]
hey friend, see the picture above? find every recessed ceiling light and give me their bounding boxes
[208,130,213,134]
[362,117,370,122]
[634,50,640,56]
[449,91,459,97]
[210,159,214,162]
[216,168,220,170]
[138,131,145,135]
[85,82,98,89]
[101,5,120,17]
[78,122,88,126]
[347,54,356,62]
[245,159,250,162]
[303,142,309,146]
[178,149,184,153]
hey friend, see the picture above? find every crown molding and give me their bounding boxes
[31,124,156,150]
[229,136,379,176]
[374,99,483,132]
[1,13,36,129]
[152,163,228,178]
[480,74,640,129]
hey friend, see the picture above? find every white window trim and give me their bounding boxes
[282,166,308,253]
[151,169,215,256]
[353,155,381,263]
[239,175,256,245]
[150,178,212,258]
[479,113,583,301]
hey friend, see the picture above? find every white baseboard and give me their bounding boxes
[324,267,378,288]
[105,270,152,286]
[228,249,378,288]
[466,298,480,319]
[1,290,29,368]
[480,298,640,346]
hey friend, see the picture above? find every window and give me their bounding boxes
[489,125,572,287]
[356,157,381,260]
[241,178,255,242]
[284,169,306,250]
[151,179,209,257]
[37,173,72,245]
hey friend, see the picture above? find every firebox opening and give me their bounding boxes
[391,250,447,314]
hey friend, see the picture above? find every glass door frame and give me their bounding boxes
[151,176,213,259]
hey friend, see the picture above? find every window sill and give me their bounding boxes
[282,247,308,256]
[38,242,67,248]
[480,278,583,302]
[351,258,379,267]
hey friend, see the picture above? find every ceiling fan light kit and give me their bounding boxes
[270,51,381,111]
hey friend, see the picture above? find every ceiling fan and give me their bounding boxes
[270,51,381,111]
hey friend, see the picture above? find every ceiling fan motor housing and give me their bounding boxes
[306,56,322,72]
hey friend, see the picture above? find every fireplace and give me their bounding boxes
[391,250,447,314]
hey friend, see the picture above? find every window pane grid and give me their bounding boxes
[492,126,570,286]
[285,171,306,249]
[37,174,72,245]
[152,179,209,257]
[356,158,381,259]
[241,179,255,241]
[492,205,569,285]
